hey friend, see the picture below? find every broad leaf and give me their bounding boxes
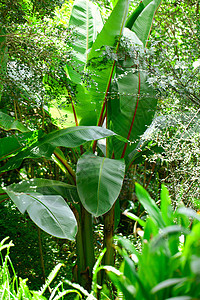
[0,130,43,161]
[68,0,103,65]
[108,69,156,159]
[4,188,77,240]
[150,225,189,251]
[7,178,78,202]
[151,278,188,294]
[0,111,29,132]
[76,153,125,216]
[176,207,200,223]
[82,0,130,122]
[160,184,174,226]
[127,0,162,47]
[0,126,116,173]
[32,126,116,149]
[54,0,103,127]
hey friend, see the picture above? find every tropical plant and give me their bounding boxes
[104,183,200,299]
[0,0,161,288]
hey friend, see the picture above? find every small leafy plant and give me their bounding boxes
[104,184,200,299]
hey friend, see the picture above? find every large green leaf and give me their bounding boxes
[7,178,79,204]
[128,0,162,47]
[0,126,116,173]
[54,0,103,127]
[0,111,29,132]
[108,68,156,159]
[76,153,125,216]
[56,0,103,127]
[68,0,103,66]
[0,130,43,161]
[160,184,174,226]
[4,188,77,240]
[79,0,130,123]
[32,126,116,149]
[63,0,130,127]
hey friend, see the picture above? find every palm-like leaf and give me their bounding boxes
[86,0,130,123]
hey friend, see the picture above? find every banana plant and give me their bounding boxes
[0,0,161,289]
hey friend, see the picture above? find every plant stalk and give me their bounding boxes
[72,205,85,284]
[37,227,46,283]
[81,204,95,290]
[103,204,115,267]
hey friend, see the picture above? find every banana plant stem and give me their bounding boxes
[72,205,86,283]
[37,227,46,283]
[103,204,115,267]
[81,205,95,278]
[53,149,76,184]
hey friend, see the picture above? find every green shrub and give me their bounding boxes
[105,184,200,299]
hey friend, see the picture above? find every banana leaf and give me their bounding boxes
[0,126,116,173]
[77,0,130,125]
[4,188,77,240]
[127,0,162,47]
[76,153,125,216]
[0,111,29,132]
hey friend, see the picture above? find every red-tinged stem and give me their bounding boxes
[121,71,141,159]
[70,95,79,127]
[111,151,115,159]
[53,150,76,184]
[99,60,117,127]
[92,60,117,153]
[0,193,8,204]
[68,90,84,155]
[92,107,107,154]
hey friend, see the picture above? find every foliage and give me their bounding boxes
[0,0,162,289]
[0,236,81,300]
[105,184,200,299]
[145,0,200,205]
[2,0,199,294]
[0,0,63,24]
